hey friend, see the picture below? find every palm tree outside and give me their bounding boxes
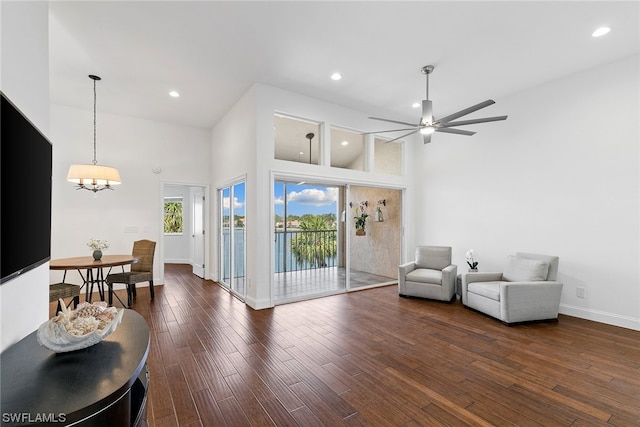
[164,200,183,233]
[274,182,340,272]
[289,215,337,268]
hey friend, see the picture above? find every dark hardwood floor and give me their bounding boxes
[50,264,640,426]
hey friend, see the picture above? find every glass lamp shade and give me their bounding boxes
[67,164,121,189]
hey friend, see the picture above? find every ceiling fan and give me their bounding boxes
[365,65,508,144]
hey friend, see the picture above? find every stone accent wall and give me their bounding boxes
[349,186,401,279]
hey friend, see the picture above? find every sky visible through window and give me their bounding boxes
[274,183,338,217]
[222,183,246,217]
[222,183,338,218]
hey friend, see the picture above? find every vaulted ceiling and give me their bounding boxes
[49,1,639,130]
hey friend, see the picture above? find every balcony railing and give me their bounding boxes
[275,229,337,273]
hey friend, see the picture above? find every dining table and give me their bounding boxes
[50,255,140,306]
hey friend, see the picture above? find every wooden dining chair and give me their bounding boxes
[106,240,156,307]
[49,282,81,314]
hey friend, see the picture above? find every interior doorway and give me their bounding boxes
[191,188,205,278]
[161,183,209,284]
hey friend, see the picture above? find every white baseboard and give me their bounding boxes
[559,304,640,331]
[164,259,191,264]
[244,295,273,310]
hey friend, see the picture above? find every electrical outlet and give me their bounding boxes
[576,287,585,298]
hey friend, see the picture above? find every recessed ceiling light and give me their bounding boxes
[592,27,611,37]
[169,90,180,98]
[330,72,342,81]
[299,151,304,155]
[341,140,349,146]
[411,102,420,108]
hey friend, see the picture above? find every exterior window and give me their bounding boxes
[164,197,183,234]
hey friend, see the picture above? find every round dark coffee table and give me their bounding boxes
[1,309,149,426]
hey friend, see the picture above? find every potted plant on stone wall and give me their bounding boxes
[353,202,368,236]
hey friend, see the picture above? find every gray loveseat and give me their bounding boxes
[461,252,563,324]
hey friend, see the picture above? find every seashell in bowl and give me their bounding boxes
[37,300,124,353]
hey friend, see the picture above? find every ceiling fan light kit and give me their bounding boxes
[365,65,507,144]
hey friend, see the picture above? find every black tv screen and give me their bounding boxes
[0,91,52,284]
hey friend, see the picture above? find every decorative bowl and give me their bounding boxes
[37,300,124,353]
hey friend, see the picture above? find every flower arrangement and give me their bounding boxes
[87,238,109,251]
[353,202,369,232]
[466,249,478,271]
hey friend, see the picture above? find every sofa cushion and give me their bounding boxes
[502,255,549,282]
[415,246,451,270]
[406,268,442,285]
[467,281,501,301]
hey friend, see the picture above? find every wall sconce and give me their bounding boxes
[374,199,386,222]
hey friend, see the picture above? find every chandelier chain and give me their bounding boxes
[92,77,97,165]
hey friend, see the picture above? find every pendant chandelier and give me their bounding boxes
[67,74,121,192]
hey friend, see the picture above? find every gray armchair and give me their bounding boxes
[462,252,563,324]
[399,246,457,302]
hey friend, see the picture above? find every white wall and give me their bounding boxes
[50,104,211,289]
[415,55,639,330]
[210,86,256,299]
[0,1,50,351]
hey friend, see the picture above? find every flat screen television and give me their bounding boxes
[0,91,52,284]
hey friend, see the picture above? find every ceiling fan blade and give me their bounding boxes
[422,100,433,125]
[361,127,418,135]
[435,127,476,136]
[384,129,419,144]
[422,133,432,144]
[439,115,508,128]
[369,117,419,127]
[437,100,496,124]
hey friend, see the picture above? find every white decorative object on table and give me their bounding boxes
[466,249,479,272]
[87,238,109,252]
[37,300,123,353]
[88,238,109,260]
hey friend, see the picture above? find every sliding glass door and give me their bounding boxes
[219,181,246,298]
[273,180,345,303]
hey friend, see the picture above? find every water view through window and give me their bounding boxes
[220,181,245,297]
[273,181,348,303]
[274,182,339,273]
